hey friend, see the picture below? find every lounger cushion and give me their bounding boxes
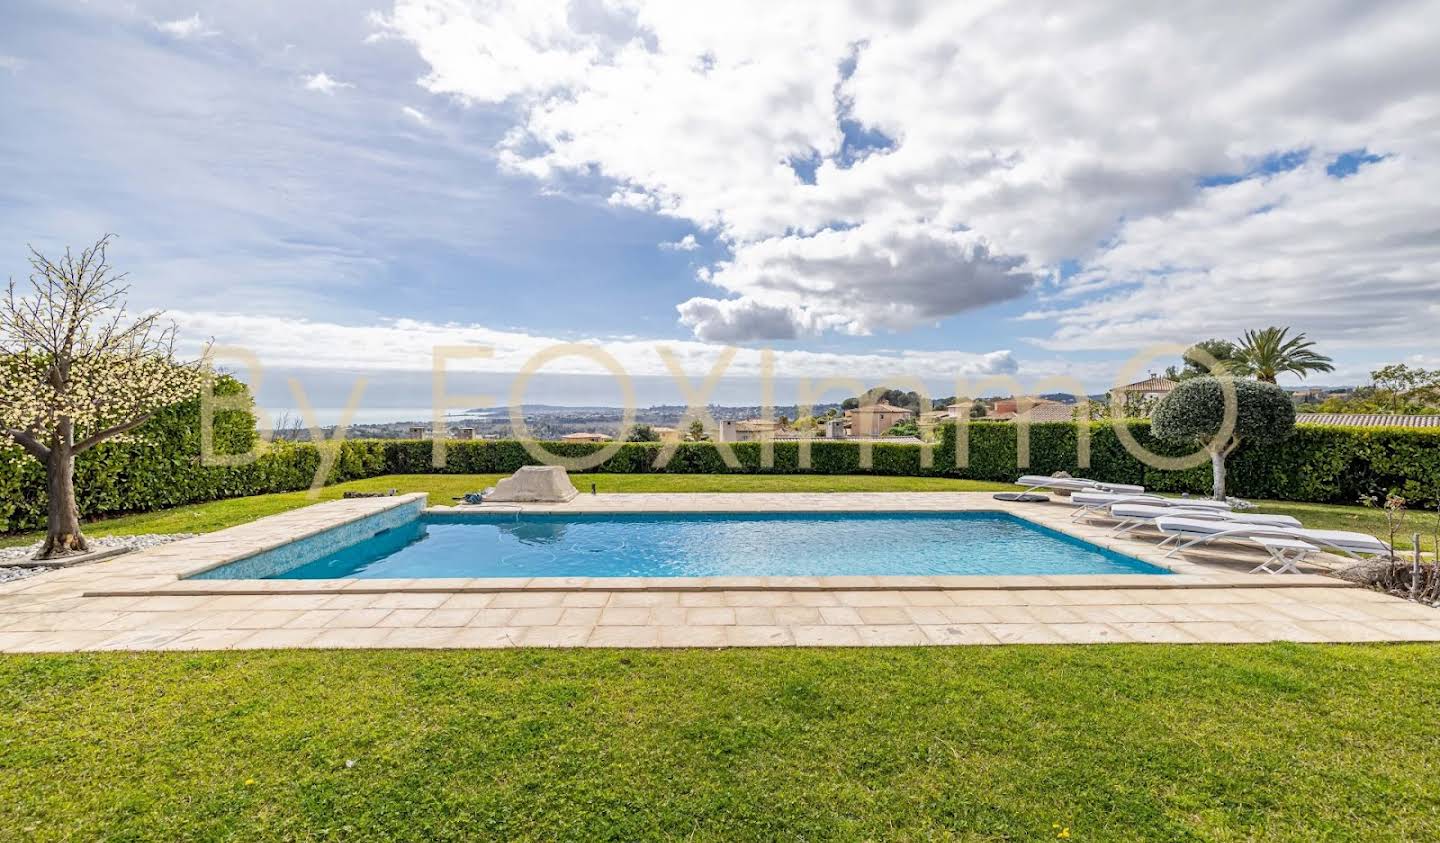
[1153,517,1296,537]
[1071,491,1230,510]
[1292,529,1389,552]
[1154,518,1390,554]
[1016,476,1145,494]
[1113,505,1298,526]
[1069,491,1160,505]
[1016,475,1093,489]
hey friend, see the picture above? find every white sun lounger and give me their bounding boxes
[1108,504,1299,537]
[1067,491,1231,521]
[1153,516,1392,559]
[1015,475,1145,496]
[1249,537,1320,574]
[1284,528,1394,559]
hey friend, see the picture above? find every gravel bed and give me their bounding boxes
[0,565,40,585]
[0,533,198,583]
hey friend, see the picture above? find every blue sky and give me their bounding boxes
[3,1,1438,416]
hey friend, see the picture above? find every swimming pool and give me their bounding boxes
[192,510,1170,580]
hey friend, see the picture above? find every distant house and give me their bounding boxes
[1297,413,1440,428]
[561,432,613,443]
[717,417,921,443]
[1109,376,1177,406]
[650,426,681,441]
[1013,402,1080,423]
[987,399,1021,417]
[984,398,1075,423]
[717,419,782,443]
[846,402,914,436]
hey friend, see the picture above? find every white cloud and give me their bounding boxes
[302,72,354,95]
[681,221,1035,340]
[1030,153,1440,352]
[369,0,629,103]
[154,13,218,40]
[401,105,431,126]
[605,188,656,210]
[375,0,1440,348]
[0,55,25,73]
[659,234,698,251]
[174,310,1020,383]
[675,297,804,343]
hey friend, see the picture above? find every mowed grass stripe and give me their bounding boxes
[2,644,1439,840]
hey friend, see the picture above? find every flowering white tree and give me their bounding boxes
[1,236,204,558]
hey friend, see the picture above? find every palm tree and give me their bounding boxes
[1228,327,1335,383]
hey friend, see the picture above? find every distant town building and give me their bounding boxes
[988,399,1019,417]
[716,415,925,443]
[717,419,782,442]
[845,402,914,436]
[1014,402,1080,423]
[453,427,475,440]
[561,431,613,443]
[1109,375,1177,406]
[407,426,428,439]
[983,398,1074,422]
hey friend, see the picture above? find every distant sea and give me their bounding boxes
[266,408,476,426]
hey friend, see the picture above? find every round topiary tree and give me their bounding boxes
[1151,377,1296,500]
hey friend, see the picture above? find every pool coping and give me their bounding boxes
[75,491,1353,598]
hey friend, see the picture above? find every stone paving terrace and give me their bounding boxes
[2,492,1438,652]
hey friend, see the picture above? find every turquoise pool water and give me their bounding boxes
[196,511,1169,580]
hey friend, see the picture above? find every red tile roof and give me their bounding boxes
[1297,413,1440,428]
[985,403,1079,422]
[1018,403,1082,422]
[850,402,914,414]
[1114,377,1178,393]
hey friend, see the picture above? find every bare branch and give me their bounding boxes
[3,234,203,449]
[73,412,155,453]
[3,428,50,461]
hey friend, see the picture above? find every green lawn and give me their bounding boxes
[3,645,1439,840]
[3,472,1433,553]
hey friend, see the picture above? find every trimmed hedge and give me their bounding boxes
[380,421,1440,505]
[383,439,934,477]
[934,421,1440,506]
[0,379,390,533]
[959,421,1440,507]
[3,415,1438,533]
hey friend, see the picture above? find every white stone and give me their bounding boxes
[0,533,198,567]
[485,466,579,503]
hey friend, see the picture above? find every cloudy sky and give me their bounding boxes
[3,1,1438,416]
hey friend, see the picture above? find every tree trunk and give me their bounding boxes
[39,446,88,558]
[1209,447,1227,501]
